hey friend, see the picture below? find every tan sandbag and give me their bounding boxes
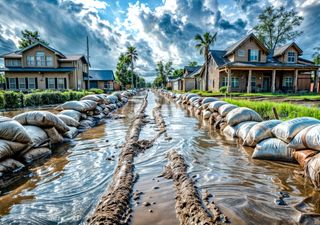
[226,107,262,126]
[20,147,52,164]
[306,153,320,189]
[14,111,69,133]
[0,116,31,143]
[252,138,295,162]
[0,140,28,160]
[59,110,81,122]
[44,127,64,144]
[103,108,110,115]
[63,127,78,139]
[218,104,238,117]
[55,100,97,112]
[200,103,210,110]
[203,110,212,120]
[57,114,80,127]
[243,120,282,147]
[208,101,227,112]
[0,158,25,177]
[272,117,320,143]
[223,125,236,138]
[288,124,320,150]
[293,150,318,168]
[24,125,48,147]
[235,121,258,141]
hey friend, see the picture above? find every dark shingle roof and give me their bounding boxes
[187,66,203,78]
[0,67,75,72]
[17,42,65,57]
[273,42,303,57]
[86,70,114,81]
[184,66,201,77]
[222,61,316,69]
[210,50,230,67]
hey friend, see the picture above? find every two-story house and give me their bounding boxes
[200,33,318,93]
[0,42,89,91]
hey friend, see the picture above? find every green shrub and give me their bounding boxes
[25,93,43,106]
[219,86,227,94]
[89,88,104,94]
[0,93,4,109]
[3,91,23,108]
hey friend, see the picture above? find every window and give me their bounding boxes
[57,78,65,89]
[7,59,21,67]
[104,81,113,90]
[250,49,259,61]
[18,78,26,89]
[28,78,36,89]
[46,56,53,66]
[231,77,239,88]
[36,51,45,66]
[238,50,245,57]
[251,76,256,87]
[222,77,228,86]
[48,78,55,89]
[9,78,16,89]
[288,51,295,63]
[27,56,35,66]
[283,77,293,87]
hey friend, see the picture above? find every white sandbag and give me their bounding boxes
[272,117,320,143]
[218,104,238,117]
[186,94,198,101]
[94,106,103,115]
[57,114,80,127]
[0,140,28,160]
[200,103,210,110]
[226,107,262,126]
[14,111,69,133]
[235,121,258,141]
[103,108,110,115]
[79,119,96,130]
[59,110,81,122]
[63,126,78,139]
[44,127,64,144]
[0,116,31,143]
[288,124,320,150]
[24,125,48,147]
[0,158,25,177]
[20,147,52,164]
[81,95,103,103]
[252,138,295,162]
[223,125,237,138]
[306,153,320,189]
[203,110,212,120]
[55,100,97,112]
[208,101,227,112]
[107,96,119,104]
[243,120,282,147]
[202,97,218,104]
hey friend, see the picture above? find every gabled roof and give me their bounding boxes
[187,66,203,78]
[85,70,114,81]
[210,50,230,67]
[183,66,201,78]
[273,42,303,57]
[17,42,66,57]
[224,33,268,57]
[59,54,89,65]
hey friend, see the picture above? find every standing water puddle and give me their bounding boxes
[1,92,320,224]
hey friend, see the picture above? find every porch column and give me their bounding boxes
[271,69,276,93]
[247,70,252,93]
[294,69,298,93]
[314,70,319,93]
[227,69,231,93]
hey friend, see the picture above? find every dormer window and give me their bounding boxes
[27,56,35,66]
[288,51,295,63]
[238,50,245,57]
[249,49,259,62]
[36,51,45,66]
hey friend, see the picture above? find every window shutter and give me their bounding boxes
[45,78,48,89]
[5,78,8,90]
[16,78,19,89]
[248,49,251,61]
[55,78,58,89]
[64,78,67,89]
[25,78,28,89]
[258,50,261,62]
[35,78,38,89]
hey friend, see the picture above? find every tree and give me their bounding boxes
[194,32,217,91]
[188,61,198,67]
[172,69,184,79]
[153,61,173,87]
[125,46,138,88]
[254,6,303,53]
[115,53,131,89]
[313,47,320,65]
[18,29,49,49]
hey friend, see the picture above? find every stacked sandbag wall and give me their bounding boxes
[0,90,137,189]
[157,90,320,190]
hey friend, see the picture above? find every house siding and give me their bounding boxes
[232,38,267,63]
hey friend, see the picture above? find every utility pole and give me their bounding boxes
[87,36,90,90]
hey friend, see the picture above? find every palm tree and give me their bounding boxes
[194,32,217,91]
[126,46,138,88]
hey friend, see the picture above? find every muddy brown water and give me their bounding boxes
[1,92,320,225]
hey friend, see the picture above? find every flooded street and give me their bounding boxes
[1,91,320,224]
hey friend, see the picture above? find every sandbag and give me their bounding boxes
[293,150,318,168]
[218,104,238,117]
[226,107,262,126]
[0,158,25,177]
[20,147,52,164]
[0,116,31,143]
[14,111,69,133]
[208,101,227,112]
[202,97,218,104]
[203,110,212,120]
[0,140,28,160]
[55,100,97,112]
[200,103,210,111]
[288,124,320,150]
[57,114,80,128]
[63,127,78,139]
[186,94,198,101]
[243,120,281,147]
[252,138,295,162]
[81,95,103,103]
[94,106,103,115]
[235,121,258,141]
[59,110,81,122]
[223,125,237,138]
[79,119,96,130]
[272,117,320,143]
[306,153,320,189]
[107,96,118,104]
[44,127,64,144]
[24,125,48,147]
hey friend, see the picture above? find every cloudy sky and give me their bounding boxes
[0,0,319,81]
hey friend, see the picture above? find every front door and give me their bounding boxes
[263,77,271,92]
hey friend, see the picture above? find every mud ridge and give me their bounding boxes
[163,150,228,225]
[86,94,148,225]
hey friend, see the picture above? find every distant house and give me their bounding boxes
[85,70,115,91]
[181,66,202,92]
[200,33,318,93]
[0,42,89,91]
